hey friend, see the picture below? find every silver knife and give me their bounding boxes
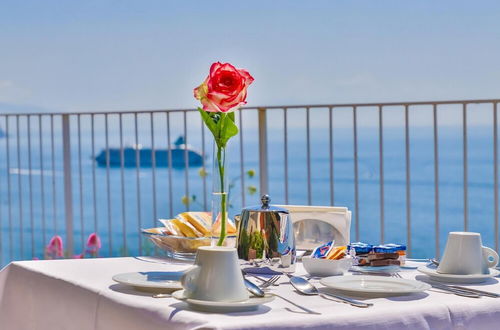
[449,285,500,298]
[430,283,481,298]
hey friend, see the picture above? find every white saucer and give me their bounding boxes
[172,290,275,312]
[112,271,183,292]
[320,275,431,297]
[418,266,500,284]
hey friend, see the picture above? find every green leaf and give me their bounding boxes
[199,108,239,149]
[198,107,219,139]
[218,114,239,148]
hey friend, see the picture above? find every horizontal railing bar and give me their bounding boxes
[0,99,499,116]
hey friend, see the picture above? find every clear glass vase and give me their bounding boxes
[211,142,229,246]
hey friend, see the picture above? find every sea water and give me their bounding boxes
[0,121,496,266]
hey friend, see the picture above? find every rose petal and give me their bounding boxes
[237,68,254,85]
[193,82,208,100]
[201,97,222,112]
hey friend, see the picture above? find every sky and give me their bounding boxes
[0,0,499,115]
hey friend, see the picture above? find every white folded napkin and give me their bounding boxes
[277,205,351,250]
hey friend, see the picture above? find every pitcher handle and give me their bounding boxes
[482,246,499,269]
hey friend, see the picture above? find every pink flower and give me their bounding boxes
[46,235,64,258]
[194,62,254,113]
[85,233,101,256]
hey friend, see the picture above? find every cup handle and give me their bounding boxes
[482,246,499,269]
[180,265,200,297]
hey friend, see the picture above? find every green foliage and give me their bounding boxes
[181,195,190,206]
[249,232,264,259]
[198,108,239,149]
[198,168,208,178]
[237,230,250,260]
[247,185,257,195]
[180,194,204,209]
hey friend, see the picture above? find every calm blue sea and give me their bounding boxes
[0,116,497,266]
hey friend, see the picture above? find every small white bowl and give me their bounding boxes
[302,256,353,277]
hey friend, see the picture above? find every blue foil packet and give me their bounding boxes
[312,241,334,258]
[348,242,373,254]
[373,243,406,253]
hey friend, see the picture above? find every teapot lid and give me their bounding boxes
[242,194,289,213]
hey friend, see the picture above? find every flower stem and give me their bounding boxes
[216,145,227,246]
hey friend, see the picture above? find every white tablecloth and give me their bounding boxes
[1,257,500,330]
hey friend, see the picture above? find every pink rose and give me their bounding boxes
[194,62,254,113]
[85,233,101,256]
[46,235,64,258]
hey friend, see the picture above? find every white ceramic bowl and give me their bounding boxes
[302,256,353,277]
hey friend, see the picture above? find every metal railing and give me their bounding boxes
[0,98,499,266]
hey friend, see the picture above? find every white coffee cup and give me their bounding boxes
[180,246,248,302]
[437,232,499,275]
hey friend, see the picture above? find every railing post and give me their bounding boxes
[258,107,269,195]
[62,114,74,257]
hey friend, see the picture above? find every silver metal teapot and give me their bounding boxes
[235,195,296,272]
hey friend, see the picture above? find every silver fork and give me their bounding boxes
[259,275,280,289]
[391,273,481,298]
[244,271,281,287]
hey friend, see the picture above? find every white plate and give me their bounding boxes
[350,265,400,274]
[172,290,275,312]
[320,275,431,297]
[418,266,500,284]
[112,271,183,291]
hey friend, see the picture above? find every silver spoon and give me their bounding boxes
[244,278,265,297]
[288,275,373,308]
